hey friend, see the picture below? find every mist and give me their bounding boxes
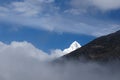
[0,56,120,80]
[0,41,120,80]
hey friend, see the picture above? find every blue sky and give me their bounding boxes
[0,0,120,53]
[0,25,95,52]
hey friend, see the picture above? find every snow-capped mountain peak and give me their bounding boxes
[63,41,81,54]
[50,41,81,58]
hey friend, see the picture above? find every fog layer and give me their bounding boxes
[0,41,120,80]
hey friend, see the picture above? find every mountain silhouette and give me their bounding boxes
[61,30,120,62]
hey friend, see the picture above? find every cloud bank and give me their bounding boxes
[0,41,50,61]
[0,41,68,61]
[0,41,120,80]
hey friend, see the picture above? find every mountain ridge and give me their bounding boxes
[61,30,120,62]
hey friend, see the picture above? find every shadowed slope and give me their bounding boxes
[62,30,120,61]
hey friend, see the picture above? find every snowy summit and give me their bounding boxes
[63,41,81,54]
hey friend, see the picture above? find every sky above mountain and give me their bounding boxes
[0,0,120,53]
[0,1,120,80]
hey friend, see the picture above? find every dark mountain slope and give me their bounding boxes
[62,30,120,61]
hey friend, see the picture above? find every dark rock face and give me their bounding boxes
[62,30,120,61]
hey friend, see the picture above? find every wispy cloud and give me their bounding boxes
[0,0,120,37]
[70,0,120,12]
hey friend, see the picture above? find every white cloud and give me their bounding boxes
[70,0,120,12]
[91,24,120,36]
[50,49,64,59]
[1,11,119,37]
[0,41,120,80]
[91,0,120,11]
[0,41,70,61]
[64,8,87,15]
[0,0,55,17]
[0,0,120,37]
[10,1,40,16]
[0,41,49,61]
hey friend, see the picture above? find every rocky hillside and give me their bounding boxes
[62,30,120,61]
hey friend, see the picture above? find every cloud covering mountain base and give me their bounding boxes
[0,41,120,80]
